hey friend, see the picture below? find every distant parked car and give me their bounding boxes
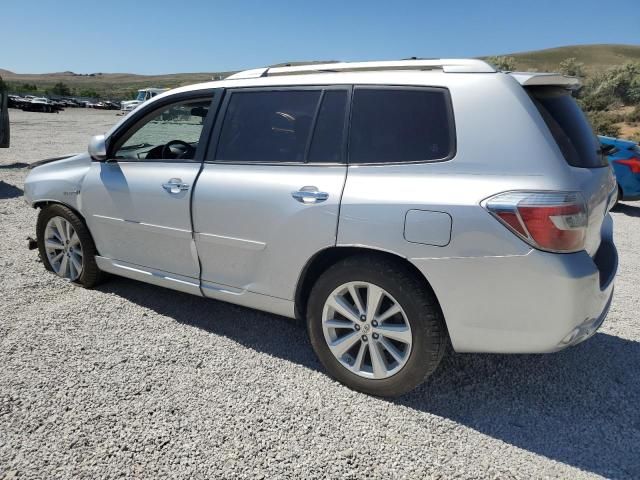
[8,95,26,109]
[94,101,120,110]
[22,97,63,113]
[599,136,640,203]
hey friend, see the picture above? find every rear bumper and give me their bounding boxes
[555,286,613,349]
[412,214,617,353]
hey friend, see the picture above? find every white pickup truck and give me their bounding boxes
[120,87,169,113]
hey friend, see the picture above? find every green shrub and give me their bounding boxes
[559,57,585,77]
[579,93,618,112]
[486,56,517,71]
[49,82,71,96]
[78,89,101,99]
[587,112,621,137]
[627,106,640,123]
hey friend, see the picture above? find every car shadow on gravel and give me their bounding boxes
[613,202,640,218]
[100,277,639,479]
[402,335,640,479]
[0,162,29,169]
[0,181,24,199]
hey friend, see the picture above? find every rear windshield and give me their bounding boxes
[528,87,607,168]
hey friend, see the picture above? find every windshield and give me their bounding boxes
[136,91,146,102]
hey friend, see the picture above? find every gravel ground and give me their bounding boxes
[1,108,639,479]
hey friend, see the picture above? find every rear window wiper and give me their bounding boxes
[598,144,616,155]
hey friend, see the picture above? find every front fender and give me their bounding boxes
[24,153,92,210]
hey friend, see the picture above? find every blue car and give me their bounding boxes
[599,135,640,203]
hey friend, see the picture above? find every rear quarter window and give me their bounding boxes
[348,87,455,164]
[528,87,607,168]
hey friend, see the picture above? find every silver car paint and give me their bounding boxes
[192,164,346,300]
[23,153,91,212]
[82,161,201,278]
[23,68,617,354]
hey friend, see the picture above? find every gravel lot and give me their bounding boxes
[1,109,639,479]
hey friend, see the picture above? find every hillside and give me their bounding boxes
[492,44,640,74]
[0,70,233,99]
[1,44,639,99]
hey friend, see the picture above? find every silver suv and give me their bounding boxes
[24,60,618,396]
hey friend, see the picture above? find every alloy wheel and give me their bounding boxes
[44,216,83,281]
[321,281,412,379]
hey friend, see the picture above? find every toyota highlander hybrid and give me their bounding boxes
[23,59,618,396]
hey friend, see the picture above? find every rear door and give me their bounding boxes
[192,86,349,300]
[527,86,616,256]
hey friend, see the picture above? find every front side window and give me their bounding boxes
[349,88,454,164]
[114,98,212,161]
[215,90,323,163]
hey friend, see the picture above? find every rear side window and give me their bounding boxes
[216,90,321,163]
[348,88,454,164]
[528,87,607,168]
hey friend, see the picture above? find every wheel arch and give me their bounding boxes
[294,246,446,327]
[34,199,84,220]
[34,200,100,254]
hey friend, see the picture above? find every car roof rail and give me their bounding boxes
[226,59,496,80]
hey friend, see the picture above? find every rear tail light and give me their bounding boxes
[485,191,588,253]
[613,157,640,174]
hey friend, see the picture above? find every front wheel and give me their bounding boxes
[36,204,104,288]
[307,255,448,397]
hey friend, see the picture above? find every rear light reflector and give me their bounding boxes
[485,191,588,253]
[613,157,640,174]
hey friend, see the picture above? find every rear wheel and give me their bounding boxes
[36,204,104,288]
[307,255,447,397]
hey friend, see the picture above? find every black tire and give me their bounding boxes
[36,204,104,288]
[616,185,623,207]
[307,255,448,397]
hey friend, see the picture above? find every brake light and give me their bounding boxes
[613,157,640,174]
[485,191,588,253]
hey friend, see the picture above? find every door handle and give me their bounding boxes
[291,186,329,204]
[162,178,190,194]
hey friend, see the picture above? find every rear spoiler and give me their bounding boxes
[508,72,581,90]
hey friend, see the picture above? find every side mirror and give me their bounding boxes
[88,134,107,161]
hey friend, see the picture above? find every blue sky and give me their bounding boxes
[1,0,638,74]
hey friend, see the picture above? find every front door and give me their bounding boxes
[82,93,217,278]
[192,87,350,300]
